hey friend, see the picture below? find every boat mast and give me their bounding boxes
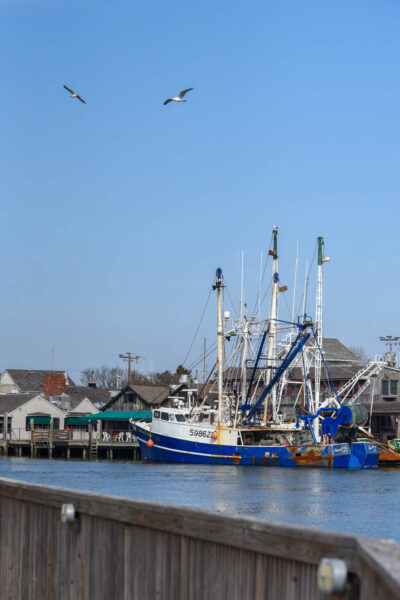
[263,226,279,425]
[241,317,249,409]
[314,236,329,438]
[215,268,225,427]
[291,241,299,338]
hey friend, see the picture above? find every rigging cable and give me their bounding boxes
[225,285,239,319]
[181,280,213,367]
[187,343,217,372]
[250,231,273,319]
[295,240,318,320]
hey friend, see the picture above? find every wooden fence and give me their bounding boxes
[0,476,399,599]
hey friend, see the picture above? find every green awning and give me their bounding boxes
[67,411,152,425]
[65,417,89,426]
[95,411,152,421]
[27,416,51,425]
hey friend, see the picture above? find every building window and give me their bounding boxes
[26,420,50,431]
[383,397,396,402]
[382,380,398,396]
[26,417,58,431]
[124,393,139,404]
[0,417,11,434]
[73,425,89,432]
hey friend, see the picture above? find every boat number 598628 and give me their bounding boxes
[189,429,211,438]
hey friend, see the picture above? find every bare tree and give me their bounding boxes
[81,364,189,389]
[81,366,126,388]
[348,346,371,366]
[126,369,151,386]
[81,368,96,386]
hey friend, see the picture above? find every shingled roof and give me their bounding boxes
[59,386,111,409]
[103,384,171,410]
[0,393,39,413]
[319,339,359,364]
[287,338,360,381]
[3,370,75,393]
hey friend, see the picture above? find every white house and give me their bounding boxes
[0,394,66,441]
[64,396,102,441]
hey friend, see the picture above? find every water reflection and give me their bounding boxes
[0,457,399,542]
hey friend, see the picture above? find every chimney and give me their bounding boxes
[44,372,67,396]
[88,381,97,389]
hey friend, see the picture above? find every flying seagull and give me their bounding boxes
[163,88,193,106]
[63,85,86,104]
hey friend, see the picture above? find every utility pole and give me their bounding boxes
[379,336,400,368]
[119,352,142,384]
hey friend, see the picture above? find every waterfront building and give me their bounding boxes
[0,393,66,441]
[94,384,170,436]
[104,384,172,411]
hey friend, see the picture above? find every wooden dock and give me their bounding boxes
[0,477,399,599]
[0,428,142,461]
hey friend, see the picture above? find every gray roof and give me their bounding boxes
[226,339,359,383]
[0,393,38,413]
[319,339,359,364]
[103,384,171,409]
[59,386,110,409]
[4,369,76,393]
[127,384,171,405]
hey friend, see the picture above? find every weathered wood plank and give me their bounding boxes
[357,537,400,600]
[0,477,360,559]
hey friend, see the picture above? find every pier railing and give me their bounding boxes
[1,427,138,443]
[0,477,399,599]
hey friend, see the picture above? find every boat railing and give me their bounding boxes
[0,476,398,599]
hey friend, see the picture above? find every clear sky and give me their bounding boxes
[1,0,399,380]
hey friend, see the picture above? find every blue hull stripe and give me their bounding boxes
[144,443,234,459]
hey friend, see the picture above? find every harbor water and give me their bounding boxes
[0,456,399,542]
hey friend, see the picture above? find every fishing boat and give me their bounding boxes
[132,232,379,469]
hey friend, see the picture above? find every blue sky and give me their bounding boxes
[1,0,399,379]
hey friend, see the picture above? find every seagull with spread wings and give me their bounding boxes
[63,85,86,104]
[163,88,193,106]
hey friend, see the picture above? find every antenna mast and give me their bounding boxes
[314,236,329,438]
[263,226,279,424]
[214,268,225,430]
